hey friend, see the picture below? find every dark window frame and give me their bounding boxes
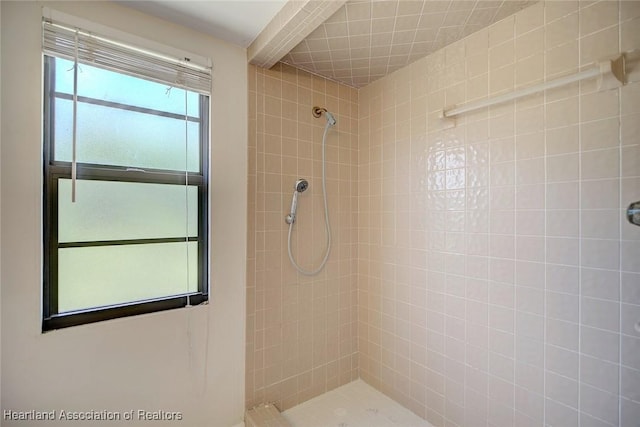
[42,55,209,331]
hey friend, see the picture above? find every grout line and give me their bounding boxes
[577,1,583,424]
[366,3,373,89]
[345,3,356,88]
[542,1,548,424]
[511,12,518,426]
[617,1,623,425]
[485,33,491,426]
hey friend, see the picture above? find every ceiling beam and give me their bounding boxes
[248,0,347,69]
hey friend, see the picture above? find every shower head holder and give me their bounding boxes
[312,106,327,118]
[312,106,336,126]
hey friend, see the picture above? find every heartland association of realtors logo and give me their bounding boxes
[3,409,183,422]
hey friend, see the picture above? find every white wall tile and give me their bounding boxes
[581,412,617,427]
[546,125,579,155]
[516,29,544,61]
[621,335,640,370]
[546,96,579,129]
[621,303,640,338]
[489,328,514,358]
[581,296,620,332]
[545,13,579,49]
[621,397,640,427]
[546,371,579,408]
[547,292,579,323]
[546,398,579,427]
[547,210,580,238]
[515,260,545,288]
[516,236,545,261]
[487,399,515,427]
[579,1,619,37]
[621,366,640,402]
[516,335,545,367]
[621,144,640,179]
[581,210,620,239]
[515,387,544,423]
[581,179,620,209]
[489,306,515,334]
[580,384,619,426]
[516,311,544,341]
[545,41,579,77]
[546,318,579,352]
[622,272,640,305]
[580,89,619,122]
[515,2,544,36]
[580,354,620,395]
[516,361,544,394]
[516,286,544,315]
[581,326,620,363]
[545,1,578,23]
[546,264,579,295]
[581,149,620,180]
[621,113,640,146]
[581,117,620,151]
[546,344,579,379]
[621,240,640,273]
[547,182,579,210]
[489,351,514,382]
[547,153,579,182]
[581,268,620,301]
[546,237,579,266]
[580,26,619,66]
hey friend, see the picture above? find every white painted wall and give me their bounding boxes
[0,2,247,426]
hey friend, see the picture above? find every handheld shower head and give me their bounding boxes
[295,179,309,192]
[286,179,309,224]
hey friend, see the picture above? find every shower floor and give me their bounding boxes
[282,379,434,427]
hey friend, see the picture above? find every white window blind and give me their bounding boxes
[43,19,212,95]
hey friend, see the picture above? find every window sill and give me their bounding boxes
[42,293,208,332]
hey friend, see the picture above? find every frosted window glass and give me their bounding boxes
[54,99,200,171]
[58,242,198,313]
[53,57,200,117]
[58,179,198,243]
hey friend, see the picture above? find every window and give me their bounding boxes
[42,20,211,331]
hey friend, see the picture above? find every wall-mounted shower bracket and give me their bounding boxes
[312,106,327,118]
[439,111,457,130]
[312,106,337,126]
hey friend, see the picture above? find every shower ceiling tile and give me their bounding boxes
[281,0,538,88]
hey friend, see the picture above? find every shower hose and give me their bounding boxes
[287,120,333,276]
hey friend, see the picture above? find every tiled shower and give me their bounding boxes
[247,1,640,426]
[247,64,360,409]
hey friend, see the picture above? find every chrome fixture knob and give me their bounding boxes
[628,201,640,227]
